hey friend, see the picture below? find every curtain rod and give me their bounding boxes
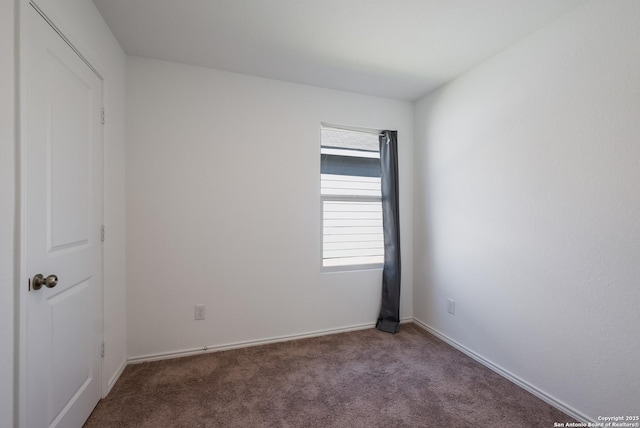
[321,122,383,136]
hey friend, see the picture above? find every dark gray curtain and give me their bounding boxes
[376,130,401,334]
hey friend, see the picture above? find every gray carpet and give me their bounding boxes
[85,323,575,427]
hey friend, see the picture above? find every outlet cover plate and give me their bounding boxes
[447,299,455,315]
[195,305,206,320]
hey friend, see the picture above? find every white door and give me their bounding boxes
[24,4,103,427]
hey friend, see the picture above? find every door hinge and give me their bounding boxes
[101,342,105,358]
[101,107,105,124]
[101,225,105,242]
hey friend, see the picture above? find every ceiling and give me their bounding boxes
[93,0,585,101]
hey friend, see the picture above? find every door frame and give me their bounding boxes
[17,1,106,426]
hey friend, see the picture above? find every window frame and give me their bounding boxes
[319,125,384,273]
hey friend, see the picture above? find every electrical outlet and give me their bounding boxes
[195,305,206,320]
[447,298,455,315]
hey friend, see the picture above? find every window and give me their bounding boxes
[321,126,383,270]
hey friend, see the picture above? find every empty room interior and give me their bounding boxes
[1,0,639,427]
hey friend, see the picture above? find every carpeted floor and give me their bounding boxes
[85,323,575,427]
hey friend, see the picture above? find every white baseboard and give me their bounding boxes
[105,358,127,397]
[128,319,411,364]
[411,318,592,424]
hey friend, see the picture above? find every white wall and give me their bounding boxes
[15,0,127,412]
[126,56,413,359]
[0,0,16,426]
[413,0,640,421]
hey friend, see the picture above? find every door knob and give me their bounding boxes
[32,274,58,290]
